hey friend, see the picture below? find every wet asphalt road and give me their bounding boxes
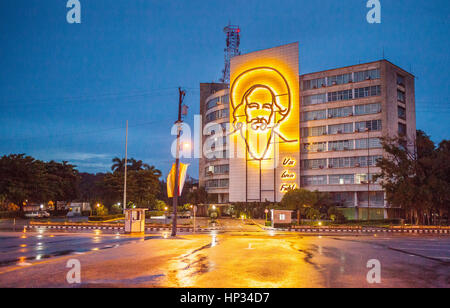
[0,220,448,288]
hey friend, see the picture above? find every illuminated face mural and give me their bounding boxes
[231,67,297,160]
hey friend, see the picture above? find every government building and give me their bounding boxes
[199,43,416,220]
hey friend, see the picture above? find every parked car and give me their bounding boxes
[24,211,50,218]
[24,211,40,218]
[39,211,50,218]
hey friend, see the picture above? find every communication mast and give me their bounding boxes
[220,24,241,83]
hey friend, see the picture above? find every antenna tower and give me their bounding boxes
[220,24,241,83]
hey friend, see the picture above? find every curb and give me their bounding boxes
[27,225,204,233]
[265,227,449,234]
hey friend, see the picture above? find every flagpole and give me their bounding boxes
[123,120,128,214]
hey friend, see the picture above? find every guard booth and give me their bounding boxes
[271,209,293,227]
[124,209,147,234]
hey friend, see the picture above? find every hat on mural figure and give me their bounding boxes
[231,67,297,160]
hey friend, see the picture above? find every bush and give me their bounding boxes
[265,221,272,227]
[0,211,21,219]
[49,210,70,217]
[88,214,124,222]
[145,211,165,218]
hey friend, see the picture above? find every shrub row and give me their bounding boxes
[0,211,21,219]
[88,214,124,221]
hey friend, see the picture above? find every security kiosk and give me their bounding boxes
[124,209,147,234]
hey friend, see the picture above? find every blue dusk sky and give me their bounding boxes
[0,0,449,178]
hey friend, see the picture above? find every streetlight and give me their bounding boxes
[366,127,371,221]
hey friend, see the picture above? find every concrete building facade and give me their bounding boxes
[199,43,416,219]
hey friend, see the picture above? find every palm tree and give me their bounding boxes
[111,157,126,173]
[144,165,162,177]
[129,159,144,171]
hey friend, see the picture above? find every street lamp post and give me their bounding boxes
[366,127,370,221]
[171,88,186,237]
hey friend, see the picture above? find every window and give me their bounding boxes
[205,164,229,176]
[354,69,380,82]
[355,120,382,132]
[327,73,352,86]
[357,191,384,206]
[301,126,327,137]
[354,103,381,115]
[206,97,220,110]
[205,108,229,123]
[328,106,353,118]
[303,78,326,90]
[302,94,327,106]
[328,140,354,151]
[329,174,354,185]
[221,94,229,104]
[397,90,405,102]
[355,138,382,149]
[355,174,378,184]
[397,74,405,86]
[328,123,353,135]
[328,156,381,169]
[206,150,228,161]
[398,123,407,136]
[302,142,327,153]
[354,86,381,98]
[301,176,327,186]
[206,179,229,188]
[301,109,326,121]
[329,157,353,168]
[331,192,355,207]
[301,159,327,169]
[398,106,406,119]
[279,214,286,221]
[328,89,353,102]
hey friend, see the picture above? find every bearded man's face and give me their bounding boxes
[244,87,274,132]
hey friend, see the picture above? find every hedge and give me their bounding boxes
[0,211,21,219]
[88,214,124,222]
[146,211,165,218]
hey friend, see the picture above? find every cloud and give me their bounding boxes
[46,152,112,162]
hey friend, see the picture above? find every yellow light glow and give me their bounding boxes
[230,66,298,161]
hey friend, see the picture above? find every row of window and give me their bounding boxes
[205,164,229,176]
[301,173,377,186]
[300,120,382,137]
[300,155,382,170]
[206,94,229,111]
[205,179,229,188]
[205,108,229,123]
[302,69,380,90]
[331,191,384,206]
[302,138,382,153]
[303,85,381,106]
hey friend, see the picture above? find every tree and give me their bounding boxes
[111,157,127,173]
[280,188,317,224]
[186,187,208,205]
[100,158,162,209]
[376,130,449,224]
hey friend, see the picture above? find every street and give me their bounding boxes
[0,219,448,288]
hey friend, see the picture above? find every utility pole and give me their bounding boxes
[123,120,128,214]
[172,87,186,237]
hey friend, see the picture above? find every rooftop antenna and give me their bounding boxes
[220,24,241,83]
